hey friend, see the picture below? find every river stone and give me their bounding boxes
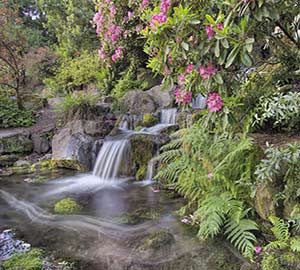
[120,85,173,115]
[0,154,20,167]
[0,130,33,155]
[52,130,94,170]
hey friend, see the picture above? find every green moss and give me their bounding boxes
[0,134,33,154]
[31,159,87,172]
[134,126,143,131]
[54,198,82,214]
[142,114,158,127]
[136,165,147,181]
[3,248,44,270]
[139,230,174,251]
[131,135,155,177]
[117,207,162,225]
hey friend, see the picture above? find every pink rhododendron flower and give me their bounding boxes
[178,74,185,83]
[189,35,194,41]
[140,0,149,10]
[198,63,217,79]
[254,246,263,254]
[128,11,134,19]
[217,23,224,30]
[175,87,193,104]
[205,25,215,40]
[206,93,224,112]
[186,64,194,74]
[152,188,160,193]
[111,54,117,62]
[98,49,106,60]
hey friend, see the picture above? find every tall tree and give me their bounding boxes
[0,0,27,109]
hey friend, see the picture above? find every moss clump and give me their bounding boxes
[139,230,174,251]
[134,125,143,131]
[136,165,147,181]
[2,248,44,270]
[54,198,82,214]
[142,114,158,127]
[31,159,87,172]
[117,208,162,225]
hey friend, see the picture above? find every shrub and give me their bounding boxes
[44,51,104,94]
[254,92,300,131]
[0,91,36,128]
[54,198,82,214]
[2,248,44,270]
[255,143,300,203]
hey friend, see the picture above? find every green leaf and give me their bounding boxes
[225,45,240,68]
[214,73,224,84]
[221,38,229,49]
[241,51,252,66]
[181,42,189,51]
[215,40,220,58]
[205,14,215,24]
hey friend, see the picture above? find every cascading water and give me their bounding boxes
[160,108,177,125]
[93,139,130,180]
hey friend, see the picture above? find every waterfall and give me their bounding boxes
[160,108,177,125]
[192,94,207,109]
[145,159,155,181]
[93,140,130,180]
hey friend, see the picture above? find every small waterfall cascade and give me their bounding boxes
[145,159,155,181]
[192,94,206,110]
[160,108,177,125]
[93,139,130,180]
[119,114,143,130]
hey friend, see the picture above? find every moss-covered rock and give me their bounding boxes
[0,133,33,155]
[2,248,44,270]
[130,134,155,180]
[136,165,147,181]
[138,230,175,251]
[142,114,158,127]
[0,154,20,167]
[54,198,82,214]
[255,183,279,220]
[117,207,162,225]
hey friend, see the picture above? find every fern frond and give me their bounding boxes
[225,218,258,257]
[290,236,300,252]
[155,149,182,163]
[160,139,183,152]
[269,216,290,242]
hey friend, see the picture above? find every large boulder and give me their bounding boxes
[0,130,33,155]
[120,85,173,115]
[52,119,116,170]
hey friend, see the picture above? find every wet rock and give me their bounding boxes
[0,131,33,155]
[176,111,193,129]
[31,133,51,155]
[130,134,156,179]
[14,160,32,168]
[138,231,175,251]
[146,84,173,108]
[117,208,162,225]
[0,154,20,167]
[52,130,93,170]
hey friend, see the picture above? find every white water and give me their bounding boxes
[192,94,207,109]
[93,140,130,180]
[145,159,155,181]
[161,108,177,125]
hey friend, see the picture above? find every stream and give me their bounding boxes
[0,109,241,269]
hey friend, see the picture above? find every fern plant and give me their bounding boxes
[154,123,261,258]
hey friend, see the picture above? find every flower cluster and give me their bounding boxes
[198,63,217,79]
[206,92,224,112]
[205,22,223,40]
[150,0,171,27]
[175,87,193,104]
